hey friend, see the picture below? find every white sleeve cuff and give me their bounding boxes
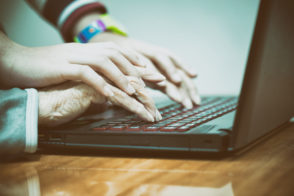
[24,88,39,153]
[57,0,99,29]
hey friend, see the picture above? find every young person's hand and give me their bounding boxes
[90,32,201,108]
[39,79,161,126]
[0,32,165,98]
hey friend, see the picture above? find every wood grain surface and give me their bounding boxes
[1,123,294,196]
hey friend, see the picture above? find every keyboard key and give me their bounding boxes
[93,127,107,131]
[144,126,160,131]
[110,126,126,131]
[128,126,143,131]
[92,97,238,133]
[160,127,178,132]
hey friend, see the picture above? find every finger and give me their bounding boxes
[156,80,167,87]
[165,82,184,103]
[104,42,146,67]
[120,48,147,68]
[178,70,201,105]
[63,64,114,97]
[108,52,145,86]
[76,82,107,105]
[72,57,136,95]
[151,55,182,84]
[109,52,141,77]
[152,81,183,103]
[128,76,162,121]
[144,80,182,104]
[135,66,166,83]
[108,85,155,122]
[168,53,197,78]
[179,84,193,109]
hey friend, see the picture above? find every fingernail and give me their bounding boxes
[138,78,146,87]
[194,95,201,105]
[146,111,155,122]
[155,110,162,121]
[190,69,198,77]
[191,94,201,105]
[144,73,166,81]
[170,88,182,103]
[138,57,147,67]
[182,98,193,109]
[146,106,156,119]
[127,84,136,94]
[172,93,182,103]
[157,80,166,87]
[172,73,182,83]
[104,86,114,97]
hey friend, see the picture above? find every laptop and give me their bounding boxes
[39,0,294,155]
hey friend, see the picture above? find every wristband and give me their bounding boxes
[74,14,127,43]
[99,14,128,36]
[74,20,106,43]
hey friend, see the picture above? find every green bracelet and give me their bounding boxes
[99,14,128,36]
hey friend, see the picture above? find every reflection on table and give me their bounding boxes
[0,123,293,196]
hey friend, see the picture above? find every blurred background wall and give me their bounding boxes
[0,0,260,95]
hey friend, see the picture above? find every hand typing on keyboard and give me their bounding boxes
[38,77,161,126]
[107,76,162,122]
[90,32,201,109]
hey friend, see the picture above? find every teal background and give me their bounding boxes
[0,0,260,95]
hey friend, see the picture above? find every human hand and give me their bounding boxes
[0,32,164,98]
[90,32,201,108]
[38,81,106,126]
[39,78,161,126]
[107,76,162,122]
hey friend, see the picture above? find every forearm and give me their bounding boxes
[0,31,15,58]
[0,31,27,88]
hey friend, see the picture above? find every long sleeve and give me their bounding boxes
[25,0,107,42]
[0,88,38,158]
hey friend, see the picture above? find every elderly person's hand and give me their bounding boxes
[38,78,161,126]
[90,32,201,108]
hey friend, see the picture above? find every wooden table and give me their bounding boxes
[1,123,293,196]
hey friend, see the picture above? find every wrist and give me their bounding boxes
[0,32,17,58]
[59,1,107,42]
[73,14,128,43]
[72,11,102,37]
[38,91,48,125]
[0,32,26,69]
[89,31,128,44]
[0,33,28,88]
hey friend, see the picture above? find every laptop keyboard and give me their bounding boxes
[93,97,238,132]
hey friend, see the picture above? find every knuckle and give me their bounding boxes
[96,56,110,64]
[101,56,110,63]
[79,66,92,76]
[117,74,128,84]
[110,50,121,57]
[122,49,132,57]
[121,91,129,99]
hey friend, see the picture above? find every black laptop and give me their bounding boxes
[39,0,294,154]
